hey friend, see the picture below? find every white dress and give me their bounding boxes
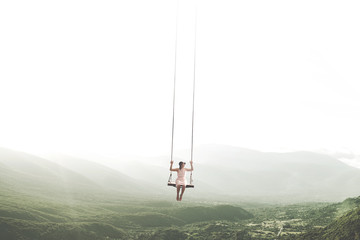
[175,168,187,186]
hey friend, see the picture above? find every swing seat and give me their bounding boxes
[167,182,194,188]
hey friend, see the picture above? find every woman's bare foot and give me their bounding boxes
[179,195,183,201]
[176,195,179,201]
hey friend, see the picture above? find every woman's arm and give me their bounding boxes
[170,160,179,171]
[185,160,194,171]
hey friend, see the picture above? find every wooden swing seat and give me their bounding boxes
[167,182,194,188]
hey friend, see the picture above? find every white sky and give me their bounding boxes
[1,0,360,157]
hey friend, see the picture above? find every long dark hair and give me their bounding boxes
[179,161,184,170]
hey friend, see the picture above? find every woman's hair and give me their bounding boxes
[179,161,184,170]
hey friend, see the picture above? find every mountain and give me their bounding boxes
[3,145,360,202]
[319,207,360,239]
[0,218,128,240]
[0,148,145,198]
[291,201,360,240]
[39,154,149,193]
[85,145,360,202]
[181,145,360,201]
[76,154,225,200]
[0,147,97,197]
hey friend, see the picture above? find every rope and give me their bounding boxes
[190,6,197,163]
[190,5,198,185]
[169,0,179,183]
[170,0,179,164]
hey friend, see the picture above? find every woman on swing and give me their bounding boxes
[170,160,194,201]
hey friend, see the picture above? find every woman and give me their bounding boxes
[170,160,194,201]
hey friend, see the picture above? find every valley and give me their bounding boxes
[1,146,360,239]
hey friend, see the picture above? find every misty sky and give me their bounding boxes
[1,0,360,157]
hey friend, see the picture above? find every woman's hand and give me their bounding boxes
[170,161,177,171]
[188,160,194,171]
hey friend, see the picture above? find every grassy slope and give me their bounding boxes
[292,207,360,240]
[168,205,254,223]
[0,218,127,240]
[286,196,360,240]
[3,147,360,239]
[0,187,254,240]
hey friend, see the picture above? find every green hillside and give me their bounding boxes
[291,207,360,240]
[0,189,254,240]
[282,196,360,240]
[169,205,254,223]
[3,147,360,239]
[0,218,127,240]
[2,183,360,240]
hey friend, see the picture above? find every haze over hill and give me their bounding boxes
[0,148,148,199]
[40,144,360,202]
[2,145,360,202]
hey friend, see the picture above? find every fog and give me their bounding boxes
[2,145,360,203]
[1,0,360,160]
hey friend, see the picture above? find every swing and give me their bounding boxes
[168,172,194,188]
[167,3,197,189]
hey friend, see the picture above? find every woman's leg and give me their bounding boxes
[179,185,186,201]
[176,185,181,201]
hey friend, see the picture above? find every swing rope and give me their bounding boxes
[190,6,198,185]
[169,0,179,183]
